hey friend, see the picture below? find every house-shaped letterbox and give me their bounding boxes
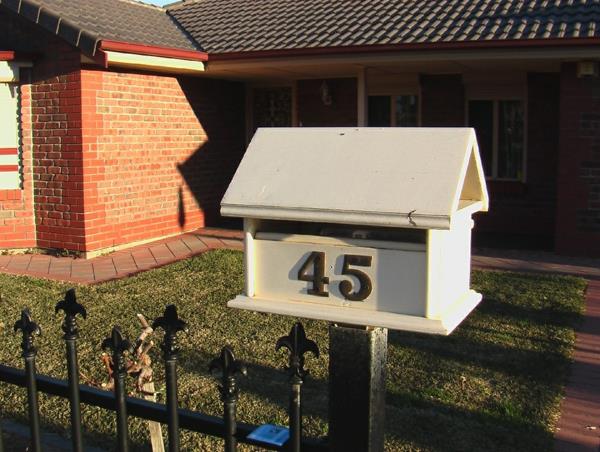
[221,128,488,335]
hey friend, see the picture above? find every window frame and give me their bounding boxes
[466,96,528,183]
[245,81,296,145]
[367,93,421,127]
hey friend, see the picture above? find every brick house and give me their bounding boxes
[0,0,599,257]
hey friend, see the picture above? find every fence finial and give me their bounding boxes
[152,305,188,359]
[55,288,87,339]
[210,346,247,452]
[209,346,247,400]
[102,327,131,372]
[102,326,131,451]
[276,322,319,452]
[14,309,41,357]
[276,322,319,380]
[153,305,187,452]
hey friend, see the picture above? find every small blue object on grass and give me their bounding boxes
[247,424,290,446]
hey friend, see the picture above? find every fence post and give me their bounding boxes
[209,346,247,452]
[102,326,131,452]
[276,322,319,452]
[13,309,42,452]
[328,324,387,452]
[153,305,187,452]
[55,288,86,452]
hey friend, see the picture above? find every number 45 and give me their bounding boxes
[297,252,373,302]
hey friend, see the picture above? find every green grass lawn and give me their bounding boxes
[0,250,587,451]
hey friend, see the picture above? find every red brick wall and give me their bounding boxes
[1,9,246,253]
[80,70,245,252]
[556,63,600,256]
[297,78,357,126]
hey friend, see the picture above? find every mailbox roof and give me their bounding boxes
[221,128,488,230]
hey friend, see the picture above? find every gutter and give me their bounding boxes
[98,40,208,62]
[208,37,600,61]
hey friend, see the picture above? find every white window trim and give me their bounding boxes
[466,95,528,183]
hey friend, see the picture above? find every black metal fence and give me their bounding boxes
[0,289,328,452]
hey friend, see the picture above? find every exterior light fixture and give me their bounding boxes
[320,80,333,106]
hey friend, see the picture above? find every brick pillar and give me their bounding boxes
[556,63,600,256]
[31,45,86,252]
[420,74,465,126]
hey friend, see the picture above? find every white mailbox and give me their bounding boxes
[221,128,488,335]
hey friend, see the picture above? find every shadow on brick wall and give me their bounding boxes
[176,77,246,229]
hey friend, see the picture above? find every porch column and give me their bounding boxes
[357,67,367,126]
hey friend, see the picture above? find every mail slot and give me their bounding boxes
[221,127,489,335]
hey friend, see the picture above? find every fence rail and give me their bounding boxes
[1,289,329,452]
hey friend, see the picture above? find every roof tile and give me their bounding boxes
[168,0,600,54]
[1,0,199,54]
[4,0,600,57]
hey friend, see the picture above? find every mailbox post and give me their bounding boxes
[221,127,488,450]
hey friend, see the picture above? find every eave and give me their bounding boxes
[96,40,207,74]
[209,37,600,61]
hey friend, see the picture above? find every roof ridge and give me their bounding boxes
[112,0,166,12]
[166,0,203,11]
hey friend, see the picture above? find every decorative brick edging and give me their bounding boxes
[0,231,243,285]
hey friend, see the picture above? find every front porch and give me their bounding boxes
[210,49,599,256]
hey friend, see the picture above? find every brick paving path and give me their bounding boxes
[473,249,600,452]
[0,228,243,285]
[0,233,598,450]
[554,280,600,452]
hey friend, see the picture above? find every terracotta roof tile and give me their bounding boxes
[168,0,600,54]
[3,0,599,57]
[0,0,199,55]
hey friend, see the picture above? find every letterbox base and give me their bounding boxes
[227,290,482,335]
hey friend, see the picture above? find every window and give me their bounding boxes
[368,95,418,127]
[468,99,525,180]
[252,87,292,131]
[0,82,20,189]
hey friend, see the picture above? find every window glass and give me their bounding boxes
[395,95,418,127]
[498,100,524,180]
[368,96,391,126]
[468,100,494,177]
[252,87,292,132]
